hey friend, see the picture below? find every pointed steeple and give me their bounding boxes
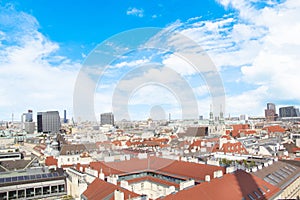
[219,104,225,125]
[209,104,214,125]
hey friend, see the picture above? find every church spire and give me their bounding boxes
[209,104,214,125]
[219,104,225,125]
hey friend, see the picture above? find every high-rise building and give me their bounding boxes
[21,110,35,134]
[100,112,114,126]
[279,106,300,118]
[37,111,61,133]
[25,110,33,122]
[265,103,277,121]
[63,110,68,123]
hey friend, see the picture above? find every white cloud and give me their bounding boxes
[155,0,300,116]
[0,5,80,120]
[126,7,144,18]
[114,58,150,68]
[226,86,268,116]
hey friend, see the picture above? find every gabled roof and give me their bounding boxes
[218,142,248,154]
[262,125,285,133]
[60,144,87,155]
[82,178,139,200]
[164,170,280,200]
[88,157,225,183]
[179,127,207,137]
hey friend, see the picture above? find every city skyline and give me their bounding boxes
[1,0,300,121]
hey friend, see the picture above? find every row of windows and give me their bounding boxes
[66,150,84,155]
[61,157,80,162]
[0,184,65,200]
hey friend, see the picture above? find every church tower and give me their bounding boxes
[218,105,226,135]
[208,105,215,135]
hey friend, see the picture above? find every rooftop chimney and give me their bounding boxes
[114,189,124,200]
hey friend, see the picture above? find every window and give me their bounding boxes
[258,187,265,195]
[35,187,42,196]
[8,191,17,199]
[58,185,65,193]
[51,186,58,193]
[254,191,261,198]
[247,194,255,200]
[26,188,34,197]
[17,190,25,198]
[0,192,7,199]
[263,185,270,192]
[43,186,50,195]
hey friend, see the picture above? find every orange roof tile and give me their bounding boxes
[86,157,225,183]
[263,125,285,133]
[219,142,248,154]
[164,170,280,200]
[45,156,58,167]
[126,175,180,188]
[82,178,139,200]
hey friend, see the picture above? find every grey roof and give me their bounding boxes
[0,160,32,172]
[251,160,300,189]
[60,144,87,155]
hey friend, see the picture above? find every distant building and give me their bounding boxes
[100,112,114,126]
[24,122,35,134]
[279,106,300,118]
[21,110,35,134]
[239,114,248,121]
[265,103,277,121]
[25,110,33,122]
[63,110,68,123]
[37,111,61,133]
[208,105,226,136]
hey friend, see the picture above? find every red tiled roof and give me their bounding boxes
[164,170,280,200]
[126,175,180,188]
[262,125,285,133]
[45,156,58,167]
[231,124,250,130]
[87,157,225,182]
[82,178,139,200]
[219,142,248,154]
[158,159,225,182]
[229,124,253,138]
[112,140,122,146]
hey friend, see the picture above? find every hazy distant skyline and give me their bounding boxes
[1,0,300,121]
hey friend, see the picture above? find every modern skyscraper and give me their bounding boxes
[21,110,35,134]
[265,103,277,121]
[267,103,276,110]
[279,106,300,118]
[25,110,33,122]
[100,112,114,126]
[63,110,68,123]
[37,111,61,133]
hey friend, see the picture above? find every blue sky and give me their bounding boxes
[9,0,228,60]
[1,0,300,121]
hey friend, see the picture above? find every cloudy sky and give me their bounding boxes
[0,0,299,121]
